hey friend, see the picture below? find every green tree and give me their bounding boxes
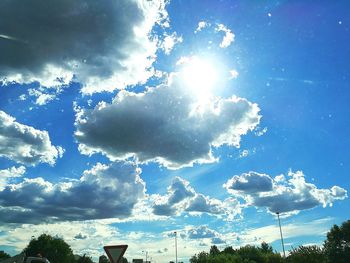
[0,250,11,260]
[223,246,235,255]
[260,242,273,254]
[236,245,265,263]
[324,220,350,263]
[99,255,109,263]
[287,245,325,263]
[190,251,209,263]
[265,253,284,263]
[209,253,245,263]
[210,245,220,256]
[76,254,95,263]
[23,234,75,263]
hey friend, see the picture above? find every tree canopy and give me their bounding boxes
[0,251,11,260]
[190,243,283,263]
[324,220,350,263]
[22,234,75,263]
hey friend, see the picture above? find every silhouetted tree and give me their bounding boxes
[0,250,11,260]
[23,234,75,263]
[287,245,325,263]
[223,246,235,255]
[99,255,109,263]
[324,220,350,263]
[260,242,273,254]
[210,245,220,256]
[76,254,94,263]
[237,245,265,263]
[190,251,209,263]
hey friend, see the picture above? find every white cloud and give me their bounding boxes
[194,21,235,49]
[152,177,241,220]
[164,225,226,246]
[255,127,268,136]
[75,74,260,169]
[240,218,334,245]
[225,170,347,215]
[0,162,145,223]
[28,86,67,105]
[186,226,223,243]
[0,166,25,190]
[239,149,249,158]
[229,69,239,79]
[0,0,169,95]
[216,24,235,48]
[225,172,273,194]
[195,21,210,33]
[0,111,64,166]
[160,32,183,55]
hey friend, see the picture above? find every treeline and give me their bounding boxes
[0,234,127,263]
[190,219,350,263]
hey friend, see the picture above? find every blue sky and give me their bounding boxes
[0,0,349,262]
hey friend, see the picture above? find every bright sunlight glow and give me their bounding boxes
[179,56,218,100]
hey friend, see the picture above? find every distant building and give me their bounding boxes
[131,259,151,263]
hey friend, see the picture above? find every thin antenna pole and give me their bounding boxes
[174,231,178,263]
[276,212,286,257]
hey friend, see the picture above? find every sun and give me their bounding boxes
[179,56,219,101]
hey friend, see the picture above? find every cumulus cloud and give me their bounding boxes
[0,166,25,190]
[185,194,225,214]
[184,225,225,244]
[216,24,235,48]
[0,0,168,95]
[0,111,64,166]
[153,177,195,216]
[224,170,347,215]
[225,172,273,194]
[0,162,145,223]
[152,177,241,220]
[75,73,260,169]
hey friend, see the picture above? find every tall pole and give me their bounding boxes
[276,212,286,258]
[142,250,148,263]
[174,231,178,263]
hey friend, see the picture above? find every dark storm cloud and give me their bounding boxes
[0,162,145,223]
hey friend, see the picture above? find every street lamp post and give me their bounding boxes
[174,231,178,263]
[142,250,148,263]
[276,212,286,258]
